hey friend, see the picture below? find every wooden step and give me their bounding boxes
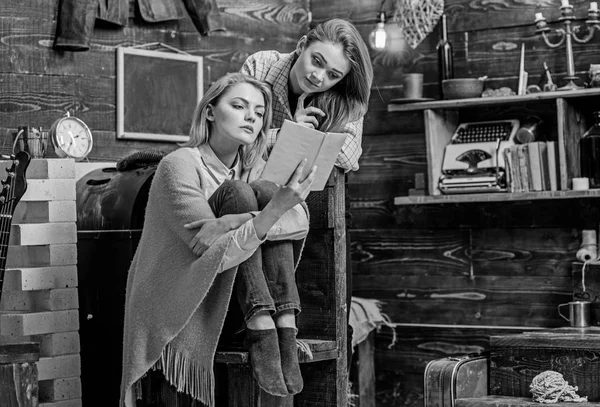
[215,339,337,364]
[214,339,338,407]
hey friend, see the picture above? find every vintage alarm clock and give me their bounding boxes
[49,112,93,161]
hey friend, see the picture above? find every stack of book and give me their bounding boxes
[503,141,559,192]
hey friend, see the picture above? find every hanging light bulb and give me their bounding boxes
[369,11,388,50]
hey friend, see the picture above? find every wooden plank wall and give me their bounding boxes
[0,0,309,160]
[312,0,600,406]
[4,0,600,406]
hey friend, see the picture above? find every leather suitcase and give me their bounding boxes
[424,354,489,407]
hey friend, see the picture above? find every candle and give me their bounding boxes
[561,0,569,6]
[591,2,598,11]
[535,12,544,21]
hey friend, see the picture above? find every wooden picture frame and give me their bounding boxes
[116,47,203,142]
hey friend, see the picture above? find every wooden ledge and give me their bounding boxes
[394,189,600,206]
[215,339,337,365]
[457,396,600,407]
[388,87,600,112]
[0,342,40,364]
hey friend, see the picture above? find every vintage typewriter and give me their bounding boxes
[438,119,520,194]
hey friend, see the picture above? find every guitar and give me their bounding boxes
[0,151,31,302]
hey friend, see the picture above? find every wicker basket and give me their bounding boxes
[393,0,444,49]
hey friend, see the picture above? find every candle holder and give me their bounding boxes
[534,3,600,90]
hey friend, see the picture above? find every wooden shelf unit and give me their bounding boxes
[388,88,600,205]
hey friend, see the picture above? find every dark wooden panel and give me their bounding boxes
[352,21,600,96]
[295,361,337,406]
[0,73,116,132]
[355,274,571,291]
[352,228,574,325]
[0,16,300,78]
[0,0,309,36]
[310,0,393,25]
[352,228,577,276]
[349,132,427,228]
[352,228,471,276]
[445,0,593,33]
[446,25,600,85]
[296,230,338,339]
[363,103,426,135]
[375,370,422,407]
[358,295,570,326]
[312,0,595,35]
[394,200,600,229]
[0,0,57,19]
[353,281,571,324]
[471,228,578,276]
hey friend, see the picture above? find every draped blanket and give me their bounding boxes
[120,148,298,407]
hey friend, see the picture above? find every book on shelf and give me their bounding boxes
[518,144,531,192]
[508,146,521,192]
[538,142,549,191]
[546,141,558,191]
[505,141,558,193]
[527,142,543,192]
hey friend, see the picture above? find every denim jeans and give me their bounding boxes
[209,180,301,343]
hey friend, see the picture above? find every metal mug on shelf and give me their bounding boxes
[558,300,592,328]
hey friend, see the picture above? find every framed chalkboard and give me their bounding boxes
[116,47,203,142]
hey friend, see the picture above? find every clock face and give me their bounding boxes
[53,117,93,160]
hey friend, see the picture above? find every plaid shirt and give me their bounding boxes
[241,50,363,172]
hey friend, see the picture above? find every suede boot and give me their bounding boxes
[277,327,304,395]
[244,328,288,396]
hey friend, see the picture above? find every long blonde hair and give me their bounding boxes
[302,19,373,132]
[183,73,273,170]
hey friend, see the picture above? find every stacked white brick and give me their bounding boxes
[0,158,81,407]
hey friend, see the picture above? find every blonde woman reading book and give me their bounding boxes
[120,73,316,407]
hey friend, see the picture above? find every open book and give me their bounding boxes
[261,119,347,191]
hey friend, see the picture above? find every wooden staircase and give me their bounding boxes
[215,339,337,406]
[213,168,349,407]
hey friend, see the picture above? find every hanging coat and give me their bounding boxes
[54,0,224,52]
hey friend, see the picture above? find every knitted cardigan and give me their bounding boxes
[120,147,307,407]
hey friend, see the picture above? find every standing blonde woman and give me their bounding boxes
[241,18,373,172]
[241,18,374,366]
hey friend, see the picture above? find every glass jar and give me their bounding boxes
[580,111,600,188]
